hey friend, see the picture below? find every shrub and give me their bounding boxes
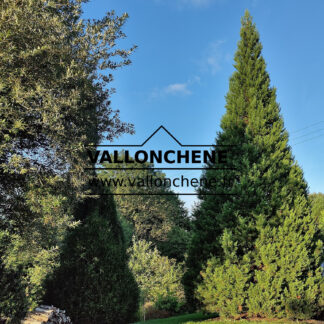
[197,257,250,318]
[154,293,184,314]
[128,238,184,303]
[140,302,171,320]
[0,263,28,323]
[197,206,323,320]
[247,208,323,320]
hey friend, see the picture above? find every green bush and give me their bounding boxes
[317,280,324,320]
[44,195,139,324]
[247,205,323,320]
[197,257,250,318]
[154,293,183,314]
[0,252,28,323]
[128,238,184,303]
[197,203,323,320]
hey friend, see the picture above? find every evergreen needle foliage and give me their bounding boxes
[184,11,323,319]
[44,192,139,324]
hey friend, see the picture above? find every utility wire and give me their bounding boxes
[287,120,324,145]
[292,133,324,146]
[290,128,324,141]
[290,120,324,134]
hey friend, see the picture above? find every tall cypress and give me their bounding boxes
[44,191,139,324]
[184,11,323,318]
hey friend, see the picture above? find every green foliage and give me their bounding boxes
[44,194,139,324]
[247,198,323,319]
[158,226,190,262]
[154,293,184,314]
[98,152,191,261]
[310,193,324,241]
[0,0,135,318]
[318,280,324,318]
[0,231,29,322]
[197,257,250,317]
[119,212,135,248]
[310,193,324,219]
[128,237,184,303]
[187,11,323,318]
[1,186,70,312]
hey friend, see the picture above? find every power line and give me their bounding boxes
[290,120,324,134]
[292,133,324,146]
[290,128,324,141]
[288,121,324,145]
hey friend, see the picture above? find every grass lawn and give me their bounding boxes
[135,312,215,324]
[136,314,319,324]
[186,319,317,324]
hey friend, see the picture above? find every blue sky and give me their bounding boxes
[83,0,324,211]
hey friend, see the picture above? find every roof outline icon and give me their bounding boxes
[89,125,235,147]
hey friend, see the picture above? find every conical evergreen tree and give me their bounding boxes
[184,11,323,318]
[44,191,139,324]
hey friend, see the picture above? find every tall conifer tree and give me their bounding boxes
[44,191,139,324]
[184,11,323,318]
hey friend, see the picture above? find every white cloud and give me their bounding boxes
[150,76,200,99]
[200,40,226,74]
[151,0,220,8]
[165,83,192,95]
[179,0,213,7]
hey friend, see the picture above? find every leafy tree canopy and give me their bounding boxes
[97,151,191,261]
[0,0,135,318]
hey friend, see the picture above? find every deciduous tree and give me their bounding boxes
[98,153,191,261]
[0,0,135,318]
